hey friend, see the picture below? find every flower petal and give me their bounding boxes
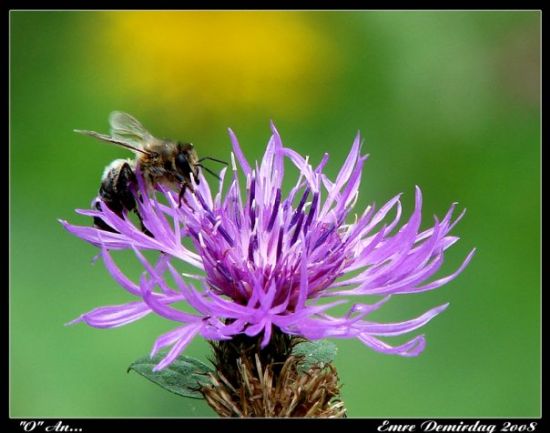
[151,323,203,371]
[358,334,427,357]
[67,301,152,329]
[228,128,251,176]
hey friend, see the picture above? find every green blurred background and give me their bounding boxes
[10,11,540,417]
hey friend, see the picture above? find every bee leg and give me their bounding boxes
[178,183,188,208]
[134,207,154,238]
[178,181,198,209]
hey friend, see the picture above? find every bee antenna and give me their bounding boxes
[198,156,228,165]
[197,164,222,181]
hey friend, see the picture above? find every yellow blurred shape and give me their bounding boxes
[100,11,338,119]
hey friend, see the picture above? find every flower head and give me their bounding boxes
[61,123,475,371]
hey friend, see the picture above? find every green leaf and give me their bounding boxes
[292,340,338,373]
[128,352,214,399]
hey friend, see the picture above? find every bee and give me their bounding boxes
[75,111,224,234]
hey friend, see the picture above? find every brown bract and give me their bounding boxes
[201,332,346,418]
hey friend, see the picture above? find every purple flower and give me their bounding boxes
[61,123,475,371]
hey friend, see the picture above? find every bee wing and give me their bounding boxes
[74,129,151,156]
[109,111,154,150]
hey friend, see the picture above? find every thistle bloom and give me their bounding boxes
[61,123,475,371]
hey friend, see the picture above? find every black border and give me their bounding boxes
[6,6,543,432]
[6,418,546,432]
